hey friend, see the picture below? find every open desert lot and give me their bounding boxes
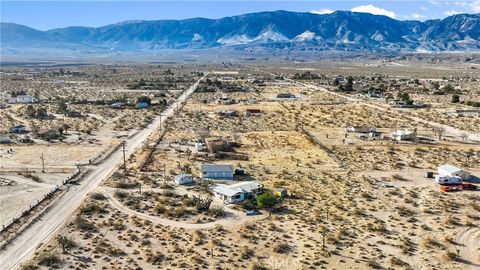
[1,61,476,270]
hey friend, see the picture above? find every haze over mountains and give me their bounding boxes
[1,10,479,57]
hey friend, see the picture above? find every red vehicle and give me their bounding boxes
[461,183,478,190]
[440,185,461,192]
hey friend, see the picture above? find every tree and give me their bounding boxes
[333,78,340,86]
[26,105,36,118]
[56,235,76,254]
[62,123,70,134]
[434,127,445,141]
[442,84,455,93]
[451,94,460,103]
[318,225,329,250]
[256,192,276,209]
[136,95,151,105]
[345,77,353,91]
[58,101,68,113]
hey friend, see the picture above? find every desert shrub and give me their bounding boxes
[80,203,108,215]
[273,180,286,188]
[114,190,129,199]
[148,252,165,265]
[91,193,107,200]
[74,216,96,231]
[38,253,62,267]
[272,243,291,253]
[155,205,166,214]
[208,207,226,217]
[240,246,254,259]
[444,250,458,261]
[115,181,138,189]
[20,264,38,270]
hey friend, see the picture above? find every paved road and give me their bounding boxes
[0,75,206,270]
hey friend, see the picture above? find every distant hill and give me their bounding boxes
[1,11,479,55]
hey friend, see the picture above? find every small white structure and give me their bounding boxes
[194,142,206,152]
[392,129,415,141]
[435,175,463,185]
[212,181,263,204]
[438,164,470,180]
[346,126,377,133]
[201,164,234,180]
[174,174,193,185]
[8,95,37,104]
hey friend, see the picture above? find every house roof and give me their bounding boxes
[201,164,233,173]
[212,181,262,197]
[175,174,192,180]
[438,164,463,174]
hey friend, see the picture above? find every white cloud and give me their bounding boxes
[351,4,396,18]
[404,13,427,20]
[310,9,334,15]
[444,10,462,16]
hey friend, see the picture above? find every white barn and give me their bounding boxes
[212,181,263,204]
[438,164,470,180]
[174,174,193,185]
[201,164,234,180]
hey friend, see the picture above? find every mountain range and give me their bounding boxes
[1,10,479,56]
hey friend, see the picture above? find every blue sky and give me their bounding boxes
[1,1,479,30]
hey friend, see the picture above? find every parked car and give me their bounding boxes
[461,183,478,190]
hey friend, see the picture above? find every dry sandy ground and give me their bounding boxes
[19,70,480,270]
[0,173,70,224]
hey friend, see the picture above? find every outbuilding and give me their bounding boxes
[438,164,470,180]
[201,164,234,180]
[174,174,194,185]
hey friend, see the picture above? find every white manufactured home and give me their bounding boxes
[438,164,470,180]
[212,181,263,204]
[174,174,193,185]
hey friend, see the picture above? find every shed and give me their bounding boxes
[274,188,288,198]
[201,164,234,180]
[438,164,470,180]
[174,174,193,185]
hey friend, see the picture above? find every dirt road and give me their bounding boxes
[0,75,206,270]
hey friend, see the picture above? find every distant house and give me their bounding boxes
[135,102,149,109]
[277,93,296,99]
[10,124,27,134]
[37,129,59,141]
[448,109,480,118]
[346,127,377,133]
[392,129,416,141]
[111,102,125,109]
[438,164,470,180]
[218,110,237,117]
[8,95,37,104]
[205,137,228,153]
[0,137,12,144]
[66,110,82,117]
[174,174,194,185]
[201,164,234,180]
[245,109,262,116]
[212,181,263,204]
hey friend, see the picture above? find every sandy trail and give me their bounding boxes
[455,227,480,270]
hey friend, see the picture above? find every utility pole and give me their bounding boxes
[121,141,127,175]
[40,153,45,173]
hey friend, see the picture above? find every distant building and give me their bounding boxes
[174,174,194,185]
[277,93,296,99]
[201,164,234,180]
[8,95,37,104]
[0,137,12,144]
[245,109,262,116]
[135,102,149,109]
[346,127,377,133]
[218,110,237,117]
[212,181,263,204]
[392,129,416,141]
[10,124,28,134]
[438,164,470,180]
[205,137,228,153]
